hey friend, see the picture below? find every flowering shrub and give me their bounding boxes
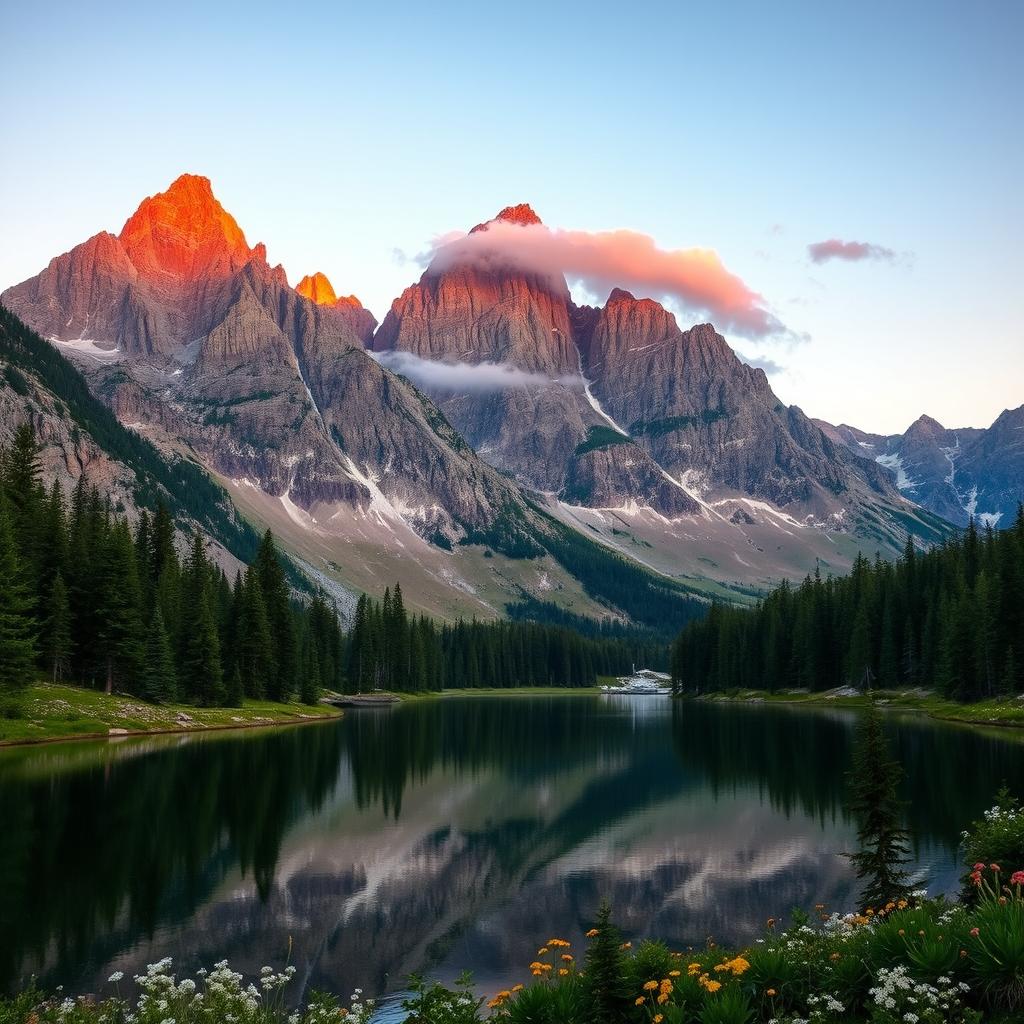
[0,959,374,1024]
[961,790,1024,899]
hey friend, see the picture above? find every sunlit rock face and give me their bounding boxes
[295,271,364,310]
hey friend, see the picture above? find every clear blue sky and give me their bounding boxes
[2,0,1021,433]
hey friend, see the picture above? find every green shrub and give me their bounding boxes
[503,974,587,1024]
[967,897,1024,1011]
[698,985,752,1024]
[402,972,484,1024]
[961,790,1024,896]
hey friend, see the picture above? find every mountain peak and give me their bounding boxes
[470,203,542,234]
[295,271,363,309]
[118,173,253,284]
[296,272,338,305]
[606,287,637,304]
[905,413,947,440]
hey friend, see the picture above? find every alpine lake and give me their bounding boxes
[3,694,1023,1019]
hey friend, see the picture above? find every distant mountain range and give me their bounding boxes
[1,174,988,622]
[815,409,1024,528]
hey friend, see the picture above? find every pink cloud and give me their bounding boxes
[807,238,895,264]
[426,221,785,339]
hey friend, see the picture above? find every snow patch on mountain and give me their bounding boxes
[49,336,123,362]
[577,350,629,436]
[875,452,918,491]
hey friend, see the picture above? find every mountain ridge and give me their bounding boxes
[2,176,965,618]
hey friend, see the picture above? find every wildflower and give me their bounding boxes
[703,979,722,993]
[558,968,569,977]
[766,917,776,928]
[643,980,660,991]
[767,988,777,996]
[1011,870,1024,886]
[621,941,632,950]
[108,973,124,983]
[537,947,549,955]
[635,996,646,1006]
[586,928,599,938]
[970,927,980,936]
[669,970,681,977]
[728,956,750,975]
[653,1016,663,1023]
[511,984,523,992]
[991,864,1001,872]
[973,863,986,871]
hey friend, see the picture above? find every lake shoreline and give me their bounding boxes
[684,688,1024,729]
[0,681,342,749]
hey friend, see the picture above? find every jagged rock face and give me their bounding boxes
[1,177,541,548]
[373,216,907,521]
[371,204,597,492]
[580,289,866,510]
[562,439,700,516]
[820,408,1022,528]
[372,213,701,505]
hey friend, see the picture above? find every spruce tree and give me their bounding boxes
[225,664,244,708]
[140,606,177,703]
[0,491,36,691]
[254,530,296,701]
[43,570,72,682]
[180,534,224,705]
[95,521,144,694]
[234,565,274,698]
[584,901,629,1024]
[846,698,910,907]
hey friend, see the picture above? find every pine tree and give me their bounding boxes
[140,606,177,703]
[225,664,244,708]
[846,699,910,907]
[0,491,36,691]
[254,531,296,701]
[583,901,629,1024]
[95,521,144,694]
[234,566,275,698]
[43,570,73,682]
[180,534,224,706]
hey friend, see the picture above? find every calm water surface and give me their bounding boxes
[2,695,1023,1015]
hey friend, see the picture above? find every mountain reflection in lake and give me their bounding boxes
[2,696,1022,1006]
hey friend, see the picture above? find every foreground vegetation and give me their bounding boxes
[672,511,1024,701]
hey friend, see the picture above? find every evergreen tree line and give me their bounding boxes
[0,425,342,704]
[345,585,668,693]
[671,510,1024,700]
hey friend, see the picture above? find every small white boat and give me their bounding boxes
[601,668,671,695]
